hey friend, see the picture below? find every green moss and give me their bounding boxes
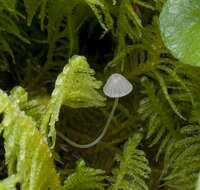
[0,0,199,190]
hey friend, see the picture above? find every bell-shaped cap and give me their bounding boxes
[103,73,133,98]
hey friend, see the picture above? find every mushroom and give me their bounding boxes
[58,73,133,148]
[103,73,133,98]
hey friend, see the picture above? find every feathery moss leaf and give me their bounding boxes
[40,55,106,147]
[0,89,61,190]
[64,160,106,190]
[163,123,200,190]
[109,133,151,190]
[0,175,20,190]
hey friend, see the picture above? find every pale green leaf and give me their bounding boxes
[40,55,106,147]
[0,90,61,190]
[0,175,19,190]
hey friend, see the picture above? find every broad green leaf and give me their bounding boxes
[160,0,200,66]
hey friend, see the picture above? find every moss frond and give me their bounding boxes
[109,133,151,190]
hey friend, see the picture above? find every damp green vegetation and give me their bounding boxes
[0,0,200,189]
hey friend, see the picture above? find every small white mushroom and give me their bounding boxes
[103,73,133,98]
[58,73,133,149]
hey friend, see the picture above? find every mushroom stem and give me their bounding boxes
[57,98,119,148]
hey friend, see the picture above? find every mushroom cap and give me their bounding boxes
[103,73,133,98]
